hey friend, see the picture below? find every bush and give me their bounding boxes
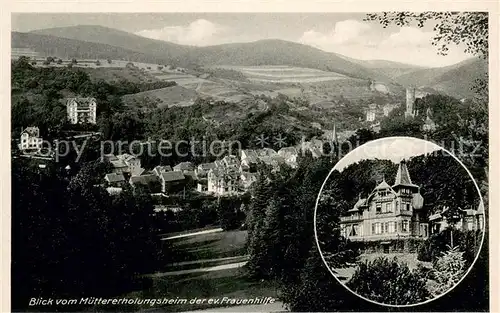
[417,229,482,266]
[56,59,63,64]
[429,246,466,297]
[71,58,78,64]
[346,257,430,305]
[95,60,101,66]
[107,58,112,64]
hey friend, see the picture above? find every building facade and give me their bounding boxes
[66,97,97,124]
[19,126,43,152]
[340,160,428,241]
[405,87,416,119]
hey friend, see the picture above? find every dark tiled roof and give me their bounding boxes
[130,174,159,185]
[105,173,125,183]
[161,171,185,182]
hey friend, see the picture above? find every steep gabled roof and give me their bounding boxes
[374,180,391,190]
[173,162,194,171]
[154,165,173,174]
[22,126,40,137]
[105,173,125,183]
[393,159,418,188]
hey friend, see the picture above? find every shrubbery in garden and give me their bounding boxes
[346,257,430,305]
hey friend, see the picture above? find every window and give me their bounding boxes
[383,222,388,233]
[388,221,396,233]
[402,221,409,232]
[375,223,382,234]
[376,203,381,213]
[467,221,473,230]
[372,223,375,234]
[385,203,391,212]
[353,225,359,236]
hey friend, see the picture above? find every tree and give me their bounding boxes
[107,58,112,64]
[71,58,78,64]
[57,58,63,64]
[365,12,488,58]
[429,246,466,297]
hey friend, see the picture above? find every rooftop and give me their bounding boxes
[67,97,96,108]
[173,162,194,171]
[22,126,40,137]
[129,174,159,185]
[105,173,125,183]
[161,171,185,182]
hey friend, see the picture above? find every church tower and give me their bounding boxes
[405,87,416,119]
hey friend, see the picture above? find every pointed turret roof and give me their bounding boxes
[332,123,338,144]
[393,159,418,188]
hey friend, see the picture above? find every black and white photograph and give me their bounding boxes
[314,137,485,306]
[7,8,491,312]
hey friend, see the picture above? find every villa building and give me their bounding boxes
[19,126,43,152]
[428,203,484,234]
[66,97,97,124]
[340,160,428,242]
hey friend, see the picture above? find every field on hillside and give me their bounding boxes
[122,85,198,108]
[111,230,280,312]
[213,65,348,83]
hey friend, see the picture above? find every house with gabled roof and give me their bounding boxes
[173,161,195,172]
[196,162,216,178]
[160,170,186,193]
[278,146,299,168]
[153,165,173,177]
[207,168,240,196]
[66,97,97,124]
[340,159,428,243]
[104,173,125,186]
[19,126,43,152]
[129,174,161,192]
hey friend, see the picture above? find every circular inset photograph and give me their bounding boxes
[314,137,485,307]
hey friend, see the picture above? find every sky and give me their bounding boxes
[11,13,472,67]
[334,137,443,171]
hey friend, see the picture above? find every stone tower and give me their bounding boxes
[405,87,416,118]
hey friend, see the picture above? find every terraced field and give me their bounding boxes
[214,65,348,83]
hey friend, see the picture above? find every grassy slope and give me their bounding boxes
[122,85,198,108]
[21,25,392,82]
[396,57,487,98]
[114,230,279,312]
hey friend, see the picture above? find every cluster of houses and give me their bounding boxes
[17,97,98,157]
[102,136,335,197]
[365,88,437,132]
